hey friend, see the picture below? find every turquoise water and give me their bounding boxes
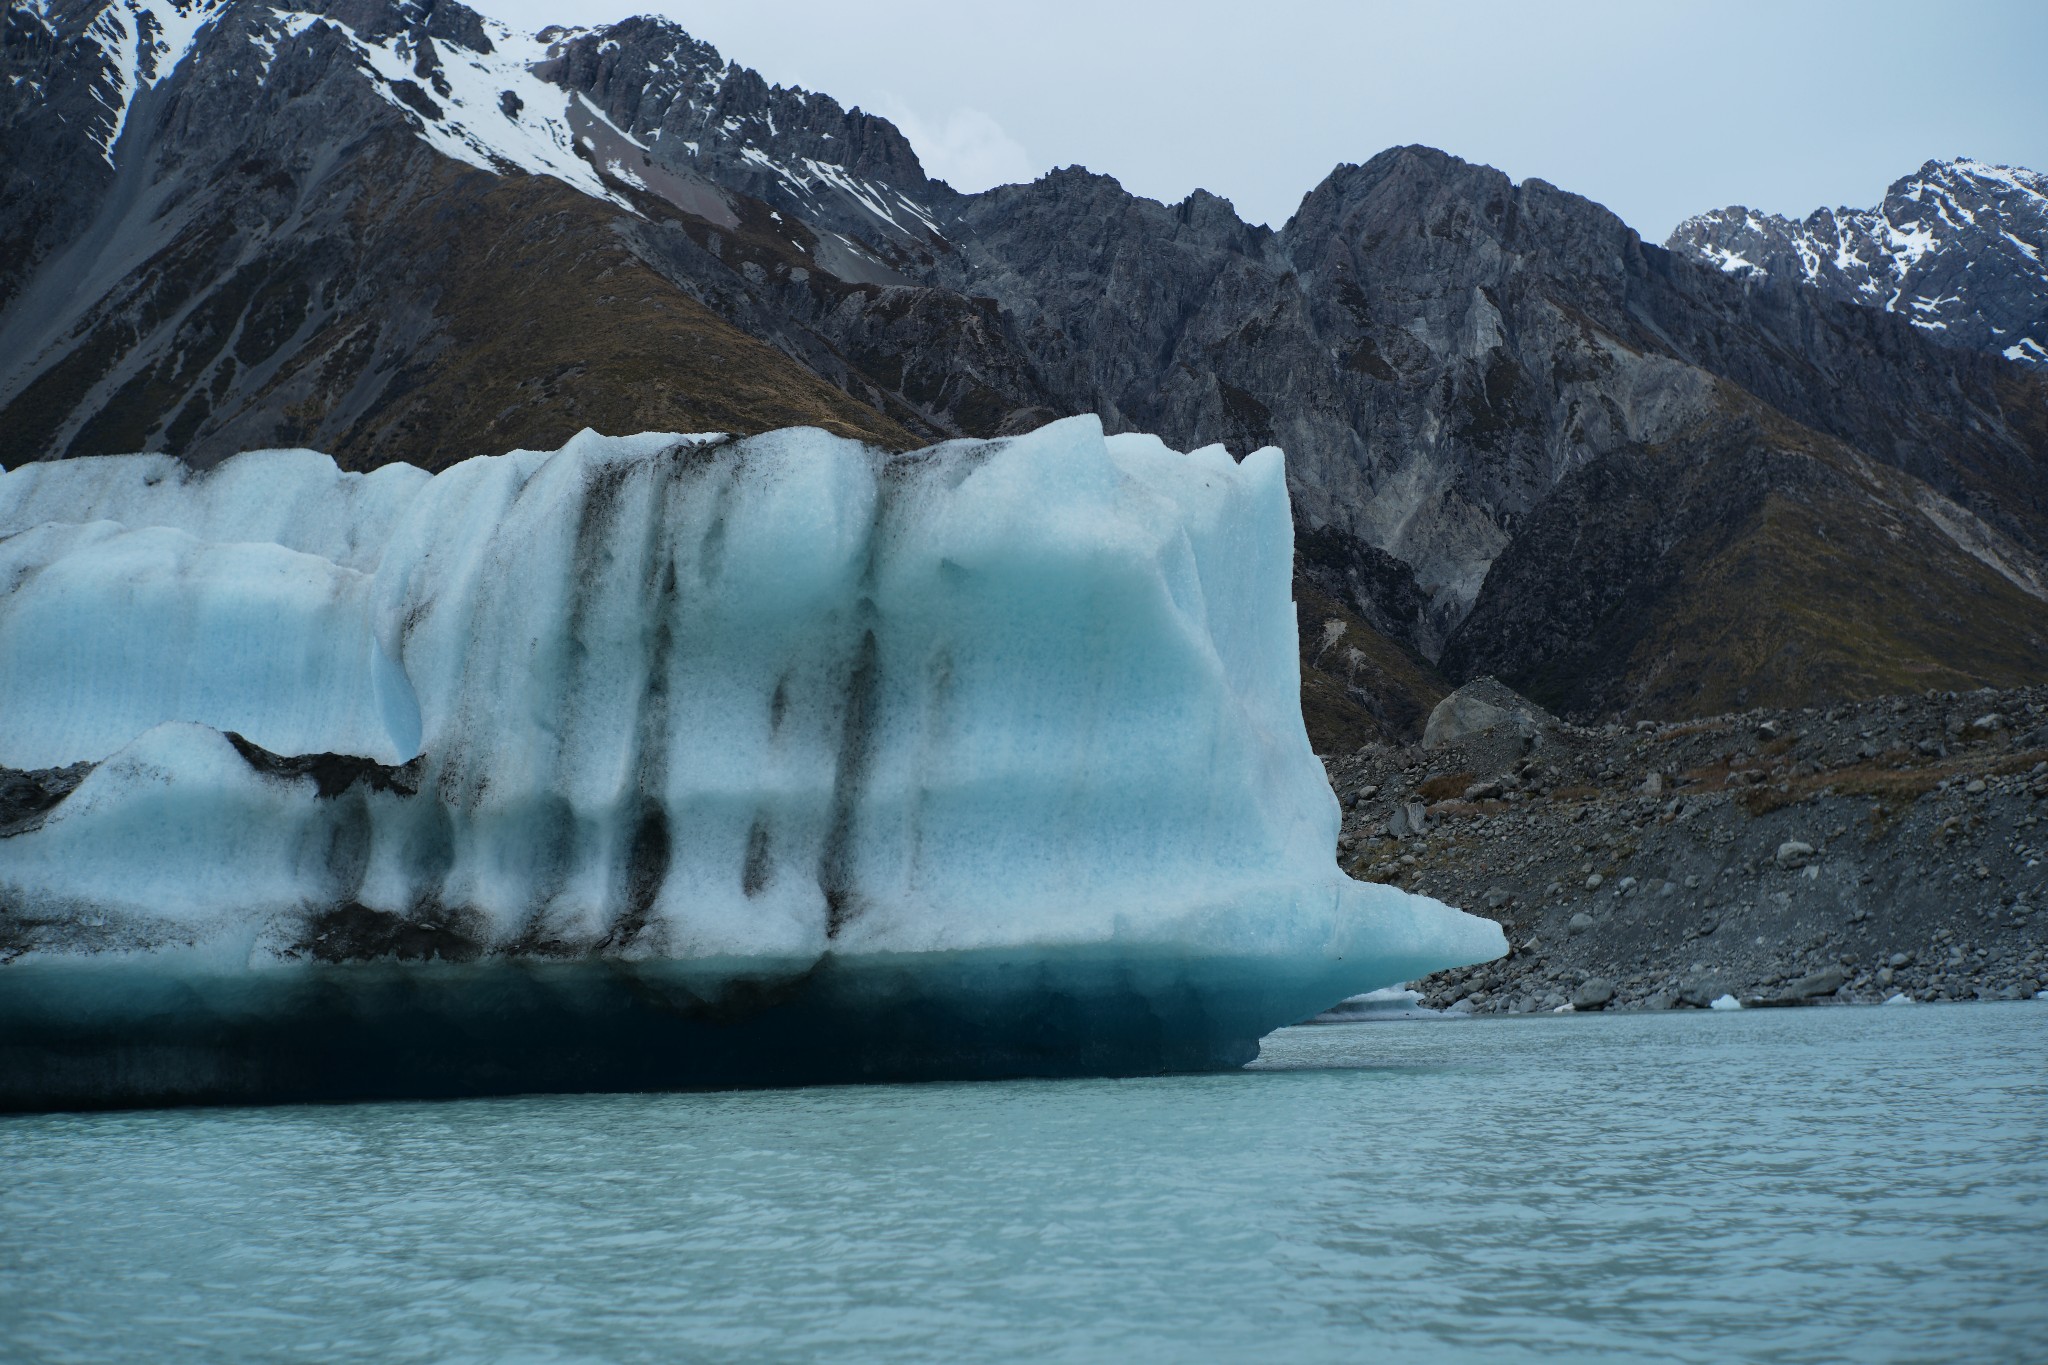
[3,1004,2044,1362]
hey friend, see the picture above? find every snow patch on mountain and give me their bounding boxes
[244,8,317,76]
[302,10,638,210]
[740,147,941,237]
[1669,158,2048,365]
[83,0,228,163]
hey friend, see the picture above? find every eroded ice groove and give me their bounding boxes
[0,418,1503,1106]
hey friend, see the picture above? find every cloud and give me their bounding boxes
[876,100,1035,193]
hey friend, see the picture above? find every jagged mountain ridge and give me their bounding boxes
[0,0,927,457]
[3,0,2046,739]
[1669,158,2048,366]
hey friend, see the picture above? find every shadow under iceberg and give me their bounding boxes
[0,943,1454,1111]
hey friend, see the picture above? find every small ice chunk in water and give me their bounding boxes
[1310,986,1443,1022]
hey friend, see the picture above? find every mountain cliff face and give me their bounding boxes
[4,0,2046,741]
[1669,158,2048,366]
[926,153,2048,656]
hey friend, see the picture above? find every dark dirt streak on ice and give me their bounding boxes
[602,446,699,951]
[818,448,908,940]
[207,738,484,964]
[614,487,678,950]
[492,453,639,951]
[432,459,554,817]
[815,444,999,939]
[821,624,881,940]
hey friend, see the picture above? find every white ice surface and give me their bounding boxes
[0,419,1505,984]
[0,521,417,766]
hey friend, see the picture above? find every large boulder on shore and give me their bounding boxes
[1421,678,1556,751]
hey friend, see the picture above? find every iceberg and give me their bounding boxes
[0,417,1503,1108]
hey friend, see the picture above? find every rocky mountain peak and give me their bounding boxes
[4,3,2047,739]
[315,0,490,52]
[1285,146,1646,310]
[1668,155,2048,364]
[535,11,944,246]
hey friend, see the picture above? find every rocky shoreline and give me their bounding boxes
[1326,681,2048,1013]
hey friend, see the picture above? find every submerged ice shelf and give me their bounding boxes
[0,418,1503,1107]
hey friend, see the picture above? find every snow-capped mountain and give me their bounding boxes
[4,0,2047,732]
[1669,159,2048,365]
[2,0,944,275]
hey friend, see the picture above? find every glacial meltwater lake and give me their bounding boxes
[4,1004,2045,1362]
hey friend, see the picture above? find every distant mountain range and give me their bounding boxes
[4,0,2046,746]
[1669,159,2048,366]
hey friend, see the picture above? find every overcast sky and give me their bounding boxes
[468,0,2048,241]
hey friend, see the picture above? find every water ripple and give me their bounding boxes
[3,1004,2044,1361]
